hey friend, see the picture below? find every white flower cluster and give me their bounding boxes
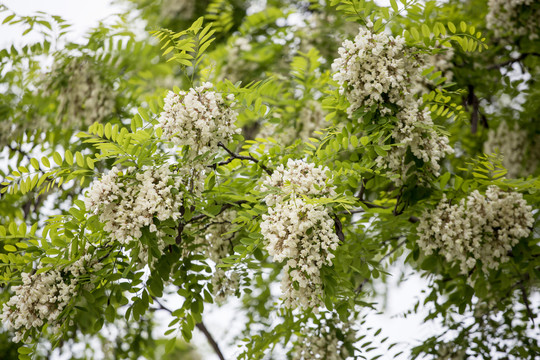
[189,209,236,263]
[486,0,540,40]
[84,166,184,259]
[418,186,534,273]
[160,0,194,20]
[484,121,529,178]
[260,159,336,206]
[218,37,256,83]
[436,343,467,360]
[332,25,453,183]
[260,159,339,309]
[45,59,115,127]
[332,25,424,117]
[376,101,453,182]
[158,82,240,158]
[292,320,356,360]
[255,101,327,145]
[1,255,102,342]
[211,268,240,304]
[298,100,328,141]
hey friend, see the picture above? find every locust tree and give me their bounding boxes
[0,0,539,359]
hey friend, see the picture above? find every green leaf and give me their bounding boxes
[439,172,451,189]
[76,152,85,167]
[421,24,430,38]
[18,347,32,355]
[53,151,63,166]
[65,150,73,165]
[351,135,359,148]
[2,14,16,25]
[4,244,17,252]
[390,0,399,12]
[30,158,40,170]
[360,136,369,146]
[41,156,50,168]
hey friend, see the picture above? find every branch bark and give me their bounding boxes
[196,322,226,360]
[487,52,540,70]
[154,298,226,360]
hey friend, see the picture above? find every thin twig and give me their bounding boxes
[408,216,419,223]
[487,52,540,70]
[519,283,535,325]
[355,238,407,293]
[154,298,226,360]
[467,84,480,134]
[216,142,272,175]
[196,322,226,360]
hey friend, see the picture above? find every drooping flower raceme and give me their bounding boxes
[332,25,424,117]
[376,101,453,180]
[291,318,356,360]
[260,158,336,206]
[484,121,530,178]
[260,159,339,309]
[188,208,237,263]
[256,100,327,146]
[211,268,240,304]
[486,0,540,40]
[85,166,184,261]
[1,254,102,343]
[158,82,240,158]
[417,186,533,273]
[298,100,328,141]
[218,37,256,83]
[44,58,115,127]
[261,198,339,309]
[332,25,453,184]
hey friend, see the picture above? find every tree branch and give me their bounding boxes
[333,215,345,242]
[518,280,535,325]
[154,298,226,360]
[487,52,540,70]
[216,142,272,175]
[467,84,480,134]
[355,238,407,293]
[196,322,226,360]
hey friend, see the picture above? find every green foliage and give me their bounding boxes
[0,0,539,359]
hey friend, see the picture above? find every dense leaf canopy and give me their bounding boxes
[0,0,539,359]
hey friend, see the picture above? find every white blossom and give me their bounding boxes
[484,121,535,178]
[418,186,534,273]
[413,47,454,95]
[160,0,195,20]
[260,160,339,309]
[1,254,102,343]
[375,101,454,184]
[292,318,356,360]
[332,26,453,184]
[486,0,540,40]
[260,158,336,207]
[211,268,240,304]
[218,37,256,83]
[44,58,115,127]
[158,82,240,158]
[332,25,425,117]
[84,166,184,262]
[298,100,328,141]
[188,208,237,263]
